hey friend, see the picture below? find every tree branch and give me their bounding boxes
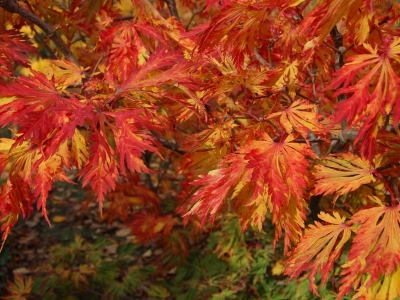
[327,25,349,155]
[151,132,185,155]
[164,0,180,21]
[0,0,80,67]
[113,15,134,22]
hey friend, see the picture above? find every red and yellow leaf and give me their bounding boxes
[51,60,88,88]
[338,197,400,299]
[267,100,323,138]
[313,153,381,198]
[80,131,118,210]
[327,38,400,156]
[184,133,314,252]
[285,212,353,296]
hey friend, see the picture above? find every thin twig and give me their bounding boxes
[295,91,316,103]
[186,6,205,30]
[322,41,340,53]
[308,132,321,157]
[151,132,185,155]
[267,38,277,67]
[326,25,348,155]
[306,65,319,103]
[156,158,171,192]
[253,48,270,67]
[390,178,400,202]
[24,1,58,60]
[92,54,108,76]
[113,15,134,22]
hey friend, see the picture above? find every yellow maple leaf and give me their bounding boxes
[51,60,88,88]
[267,100,322,138]
[272,260,285,276]
[313,153,382,198]
[71,128,89,169]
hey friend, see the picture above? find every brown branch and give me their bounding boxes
[30,23,58,59]
[327,25,348,155]
[0,0,80,66]
[92,54,108,76]
[113,15,134,22]
[308,132,321,157]
[322,41,340,53]
[164,0,180,21]
[151,132,185,155]
[143,151,157,192]
[23,0,58,60]
[295,91,316,103]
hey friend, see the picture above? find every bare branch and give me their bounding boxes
[326,25,349,155]
[114,15,134,22]
[186,5,205,30]
[164,0,180,21]
[151,132,185,155]
[253,48,269,67]
[308,132,321,157]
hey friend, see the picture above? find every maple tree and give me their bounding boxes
[0,0,400,298]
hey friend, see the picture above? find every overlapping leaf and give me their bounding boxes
[51,60,88,88]
[129,213,178,245]
[0,30,37,78]
[267,100,323,138]
[327,38,400,157]
[196,1,273,67]
[338,197,400,299]
[0,176,34,250]
[299,0,363,43]
[103,175,160,222]
[107,109,159,175]
[184,133,314,252]
[0,71,90,151]
[80,131,119,210]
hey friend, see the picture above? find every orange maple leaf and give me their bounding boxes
[267,100,323,138]
[284,211,353,296]
[184,132,314,252]
[51,60,88,88]
[338,197,400,299]
[0,177,34,250]
[313,153,382,199]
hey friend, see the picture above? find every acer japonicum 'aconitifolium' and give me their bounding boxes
[0,0,400,298]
